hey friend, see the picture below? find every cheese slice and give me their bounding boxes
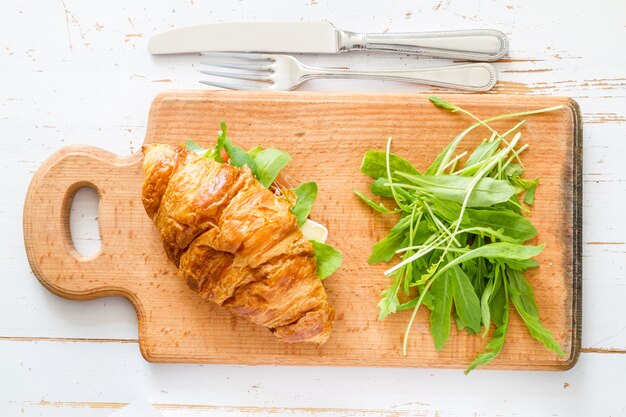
[300,219,328,243]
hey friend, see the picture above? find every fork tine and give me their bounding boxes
[200,60,273,71]
[200,52,274,61]
[199,79,269,91]
[198,69,272,82]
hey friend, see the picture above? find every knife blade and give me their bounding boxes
[148,22,508,61]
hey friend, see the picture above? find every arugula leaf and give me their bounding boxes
[186,139,208,155]
[465,139,500,168]
[291,182,318,227]
[186,123,228,162]
[426,141,460,176]
[396,173,516,208]
[354,190,395,214]
[507,268,540,315]
[454,312,470,332]
[378,281,401,320]
[368,215,412,264]
[489,272,507,327]
[360,150,420,180]
[465,276,509,373]
[480,276,495,336]
[370,178,394,198]
[370,178,413,204]
[455,310,479,334]
[428,243,544,283]
[429,269,453,351]
[429,96,460,112]
[471,248,487,295]
[214,121,227,163]
[504,258,539,271]
[427,197,468,225]
[224,138,259,178]
[508,269,567,356]
[420,284,435,310]
[403,258,414,295]
[397,279,437,312]
[248,146,263,159]
[254,148,292,188]
[311,240,342,280]
[464,209,537,242]
[512,302,567,356]
[504,163,524,178]
[202,122,290,189]
[450,264,481,334]
[524,182,538,205]
[465,316,508,373]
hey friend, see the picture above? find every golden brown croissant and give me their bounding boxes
[141,144,334,344]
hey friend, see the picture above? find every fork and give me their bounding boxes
[199,52,496,92]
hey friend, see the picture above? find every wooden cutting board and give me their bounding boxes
[23,91,582,369]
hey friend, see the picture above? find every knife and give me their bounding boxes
[148,22,508,61]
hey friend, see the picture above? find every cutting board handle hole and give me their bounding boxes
[68,186,102,259]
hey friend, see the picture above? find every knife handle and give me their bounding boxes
[338,29,508,61]
[302,63,497,92]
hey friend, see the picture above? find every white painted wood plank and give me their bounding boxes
[1,340,625,417]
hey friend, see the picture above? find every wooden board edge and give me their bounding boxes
[143,89,579,107]
[558,98,583,371]
[137,348,581,371]
[22,145,145,306]
[24,146,86,298]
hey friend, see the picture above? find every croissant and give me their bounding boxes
[141,144,334,344]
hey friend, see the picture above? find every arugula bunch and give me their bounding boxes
[186,122,342,280]
[356,97,567,373]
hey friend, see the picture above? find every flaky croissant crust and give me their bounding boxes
[141,144,334,344]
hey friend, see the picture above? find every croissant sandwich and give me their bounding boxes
[141,123,341,344]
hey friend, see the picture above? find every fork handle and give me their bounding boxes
[338,29,508,62]
[301,63,497,92]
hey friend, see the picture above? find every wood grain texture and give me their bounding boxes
[23,90,582,369]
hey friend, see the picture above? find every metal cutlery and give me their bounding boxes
[199,53,497,91]
[150,22,508,61]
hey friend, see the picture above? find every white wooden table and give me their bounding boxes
[2,1,625,416]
